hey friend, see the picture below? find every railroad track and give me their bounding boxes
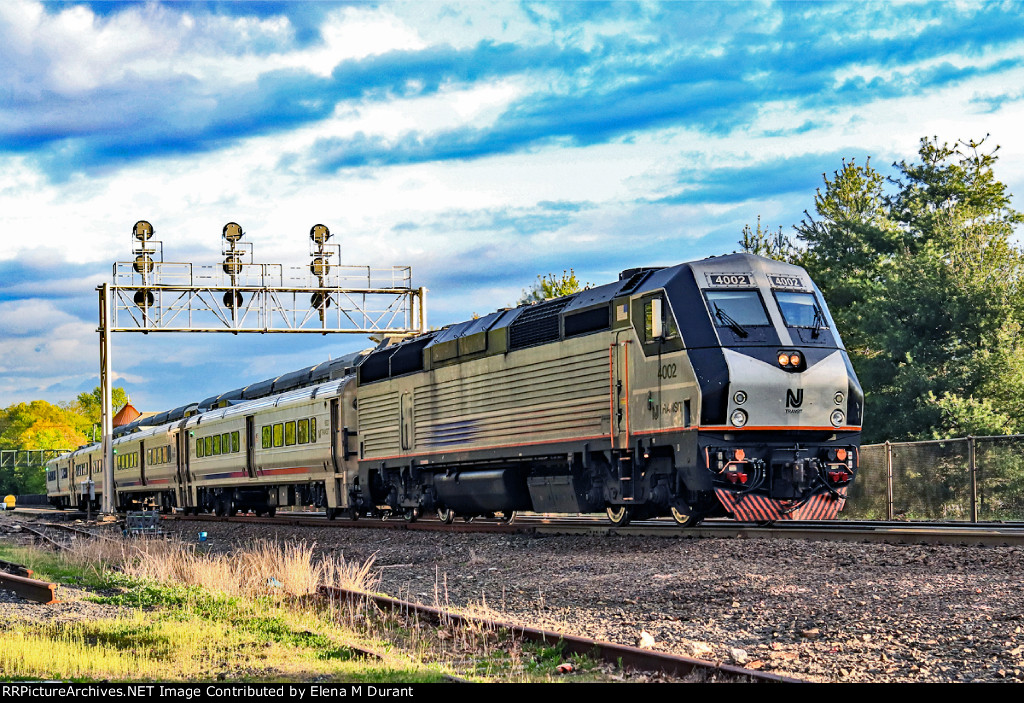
[160,511,1024,546]
[22,506,1024,545]
[319,584,798,683]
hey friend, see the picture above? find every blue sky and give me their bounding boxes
[2,0,1024,414]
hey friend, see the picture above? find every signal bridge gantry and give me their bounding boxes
[96,220,427,512]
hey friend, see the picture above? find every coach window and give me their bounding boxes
[214,435,222,456]
[310,418,317,442]
[297,419,309,444]
[285,421,296,446]
[221,433,230,454]
[273,423,284,447]
[231,431,240,453]
[197,439,204,458]
[262,426,272,449]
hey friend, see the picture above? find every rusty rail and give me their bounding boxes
[0,570,59,604]
[0,558,33,578]
[319,585,799,682]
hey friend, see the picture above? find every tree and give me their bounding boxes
[518,269,590,304]
[739,215,797,262]
[69,386,129,426]
[0,386,128,494]
[0,400,90,451]
[794,137,1024,442]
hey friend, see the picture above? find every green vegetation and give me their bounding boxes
[0,537,608,683]
[0,386,127,494]
[518,269,591,304]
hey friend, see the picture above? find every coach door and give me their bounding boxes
[139,440,147,486]
[177,428,192,508]
[246,416,257,478]
[330,399,341,473]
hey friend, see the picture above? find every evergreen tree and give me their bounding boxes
[518,269,590,304]
[795,137,1024,441]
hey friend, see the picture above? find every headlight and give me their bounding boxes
[733,390,747,405]
[730,409,748,427]
[830,409,845,427]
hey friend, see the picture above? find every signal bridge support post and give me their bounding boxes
[99,283,114,514]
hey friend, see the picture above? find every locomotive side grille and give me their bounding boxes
[412,347,609,451]
[357,391,401,456]
[509,298,571,350]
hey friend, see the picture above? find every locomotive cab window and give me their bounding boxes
[643,296,679,342]
[775,291,826,328]
[705,290,770,328]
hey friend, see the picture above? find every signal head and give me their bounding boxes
[310,224,331,245]
[133,220,154,241]
[223,222,244,242]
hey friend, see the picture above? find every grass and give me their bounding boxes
[0,532,615,683]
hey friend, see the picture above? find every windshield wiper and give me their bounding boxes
[811,305,826,339]
[713,304,749,338]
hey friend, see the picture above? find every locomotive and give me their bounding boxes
[47,253,862,526]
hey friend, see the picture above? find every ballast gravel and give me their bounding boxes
[4,513,1023,683]
[161,519,1024,684]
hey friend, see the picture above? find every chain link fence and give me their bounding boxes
[845,436,1024,521]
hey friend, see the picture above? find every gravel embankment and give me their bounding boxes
[161,520,1024,683]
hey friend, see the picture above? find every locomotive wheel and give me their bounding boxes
[497,511,516,524]
[403,507,418,523]
[267,506,276,518]
[348,507,360,521]
[462,515,475,524]
[326,507,337,520]
[670,505,703,528]
[606,505,632,527]
[214,499,227,517]
[437,507,456,525]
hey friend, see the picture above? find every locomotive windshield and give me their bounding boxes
[775,291,826,329]
[705,291,771,334]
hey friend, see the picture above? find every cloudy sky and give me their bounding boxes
[2,0,1024,414]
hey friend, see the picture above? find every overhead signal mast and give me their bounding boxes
[96,221,426,513]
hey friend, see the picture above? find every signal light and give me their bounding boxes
[223,222,244,242]
[836,448,848,461]
[734,448,746,461]
[310,224,331,244]
[133,220,154,241]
